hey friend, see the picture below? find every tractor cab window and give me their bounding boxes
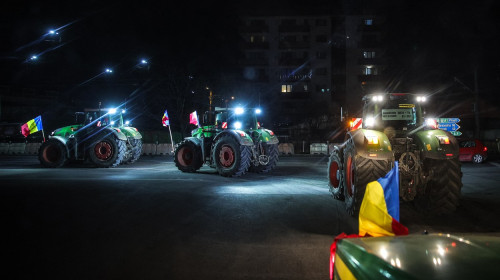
[364,99,422,131]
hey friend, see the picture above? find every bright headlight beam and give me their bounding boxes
[255,108,262,114]
[234,121,242,129]
[108,108,117,114]
[235,107,244,115]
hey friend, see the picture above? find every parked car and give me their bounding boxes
[458,139,488,163]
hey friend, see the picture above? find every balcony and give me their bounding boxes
[278,58,308,66]
[278,41,310,50]
[239,25,269,33]
[241,42,270,50]
[239,58,269,66]
[278,25,311,33]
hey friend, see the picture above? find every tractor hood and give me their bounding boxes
[334,233,500,279]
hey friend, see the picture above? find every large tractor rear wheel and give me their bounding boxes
[420,158,462,214]
[248,143,279,173]
[212,135,251,177]
[39,139,67,168]
[343,139,392,216]
[328,147,344,200]
[174,140,203,172]
[89,136,126,168]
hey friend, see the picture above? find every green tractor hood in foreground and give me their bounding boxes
[333,233,500,279]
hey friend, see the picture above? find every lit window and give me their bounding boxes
[365,19,373,25]
[363,51,376,58]
[262,35,266,42]
[281,84,292,93]
[304,84,308,91]
[250,35,254,43]
[364,66,378,75]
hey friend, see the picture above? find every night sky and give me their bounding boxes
[1,0,499,129]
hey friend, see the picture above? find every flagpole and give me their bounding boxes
[168,124,175,154]
[42,129,46,142]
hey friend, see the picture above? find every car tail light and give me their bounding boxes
[483,146,488,152]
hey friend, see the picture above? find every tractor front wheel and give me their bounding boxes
[88,136,126,168]
[39,139,67,168]
[174,140,203,172]
[328,147,344,200]
[343,139,392,216]
[212,135,251,177]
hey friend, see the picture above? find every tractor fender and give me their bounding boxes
[345,129,394,161]
[182,137,203,147]
[213,130,254,146]
[46,135,71,158]
[259,129,279,144]
[414,130,459,160]
[120,127,142,140]
[93,127,127,141]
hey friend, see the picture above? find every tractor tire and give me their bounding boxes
[39,139,67,168]
[174,140,203,172]
[248,143,279,173]
[420,158,462,215]
[88,136,126,168]
[328,147,344,200]
[126,139,142,164]
[212,135,251,177]
[343,139,392,216]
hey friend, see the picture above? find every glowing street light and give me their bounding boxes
[140,59,147,65]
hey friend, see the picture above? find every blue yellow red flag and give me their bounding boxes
[162,109,170,126]
[21,115,43,137]
[358,161,408,237]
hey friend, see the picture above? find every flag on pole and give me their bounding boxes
[21,115,43,137]
[329,161,408,280]
[162,109,170,126]
[358,161,408,237]
[189,111,199,126]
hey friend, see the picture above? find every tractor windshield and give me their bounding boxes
[363,97,424,131]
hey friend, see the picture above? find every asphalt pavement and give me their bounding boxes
[1,155,500,279]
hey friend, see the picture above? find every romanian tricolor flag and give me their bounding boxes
[189,111,199,127]
[358,161,408,237]
[21,115,43,137]
[329,161,408,279]
[162,109,170,126]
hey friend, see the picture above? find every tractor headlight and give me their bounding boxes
[234,121,242,129]
[365,117,375,128]
[235,107,244,115]
[108,108,117,114]
[364,131,379,145]
[110,121,115,125]
[125,120,130,126]
[436,135,450,145]
[426,118,438,129]
[372,95,384,102]
[255,108,262,114]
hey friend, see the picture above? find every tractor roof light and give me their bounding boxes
[372,95,384,102]
[108,108,117,114]
[125,120,130,126]
[416,96,427,102]
[255,108,262,114]
[235,107,244,115]
[234,121,242,129]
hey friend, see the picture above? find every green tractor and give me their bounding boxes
[174,107,279,177]
[328,93,462,216]
[38,107,142,168]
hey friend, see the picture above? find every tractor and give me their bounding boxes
[328,93,462,216]
[174,107,279,177]
[38,107,142,168]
